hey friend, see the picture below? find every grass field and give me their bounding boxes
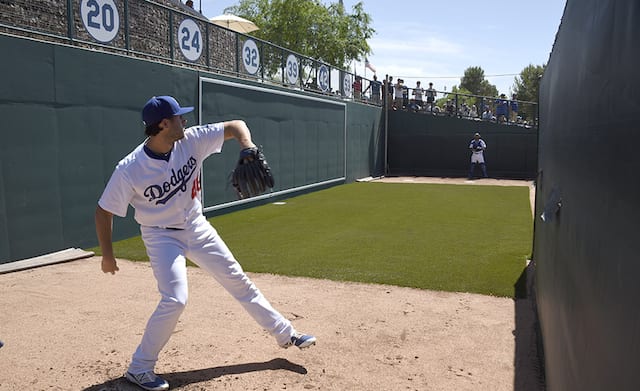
[95,182,533,298]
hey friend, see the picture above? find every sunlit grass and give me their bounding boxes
[93,182,533,297]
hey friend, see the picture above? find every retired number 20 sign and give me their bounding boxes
[80,0,120,43]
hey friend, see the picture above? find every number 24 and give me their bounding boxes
[181,27,200,52]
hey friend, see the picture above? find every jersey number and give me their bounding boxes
[191,175,201,199]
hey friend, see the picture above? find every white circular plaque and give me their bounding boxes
[178,19,203,62]
[318,65,330,92]
[343,74,352,97]
[242,39,260,75]
[80,0,120,43]
[285,54,299,85]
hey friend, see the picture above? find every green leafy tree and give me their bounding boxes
[459,66,498,98]
[225,0,374,69]
[509,64,545,124]
[436,85,476,109]
[512,64,545,102]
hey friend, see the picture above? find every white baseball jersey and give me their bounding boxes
[98,123,225,229]
[99,120,305,375]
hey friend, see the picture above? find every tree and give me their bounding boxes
[436,85,476,109]
[225,0,374,69]
[459,66,498,98]
[459,66,484,95]
[512,64,545,102]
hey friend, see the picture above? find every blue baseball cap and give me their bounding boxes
[142,96,194,125]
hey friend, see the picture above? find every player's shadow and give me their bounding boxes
[81,357,307,390]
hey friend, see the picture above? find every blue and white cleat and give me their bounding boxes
[282,332,317,349]
[125,371,169,391]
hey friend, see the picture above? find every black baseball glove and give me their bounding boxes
[231,146,275,199]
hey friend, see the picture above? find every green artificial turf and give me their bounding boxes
[94,182,533,297]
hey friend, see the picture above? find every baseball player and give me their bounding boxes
[468,132,488,179]
[95,95,316,391]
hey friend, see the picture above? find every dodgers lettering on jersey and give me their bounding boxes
[144,156,198,205]
[98,123,225,229]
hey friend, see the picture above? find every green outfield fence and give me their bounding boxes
[0,0,536,264]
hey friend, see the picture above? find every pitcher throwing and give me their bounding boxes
[95,95,316,391]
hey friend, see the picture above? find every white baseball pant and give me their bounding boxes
[128,215,295,374]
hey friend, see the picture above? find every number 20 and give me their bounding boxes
[86,0,115,32]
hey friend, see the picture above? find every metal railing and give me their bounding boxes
[0,0,380,104]
[383,81,538,128]
[0,0,537,122]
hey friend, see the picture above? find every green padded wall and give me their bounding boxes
[345,102,385,181]
[0,33,382,263]
[533,1,640,390]
[387,111,538,179]
[198,77,347,208]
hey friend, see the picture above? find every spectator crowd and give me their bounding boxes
[352,74,536,128]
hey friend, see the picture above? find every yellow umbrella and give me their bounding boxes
[209,14,259,34]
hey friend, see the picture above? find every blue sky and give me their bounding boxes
[198,0,566,95]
